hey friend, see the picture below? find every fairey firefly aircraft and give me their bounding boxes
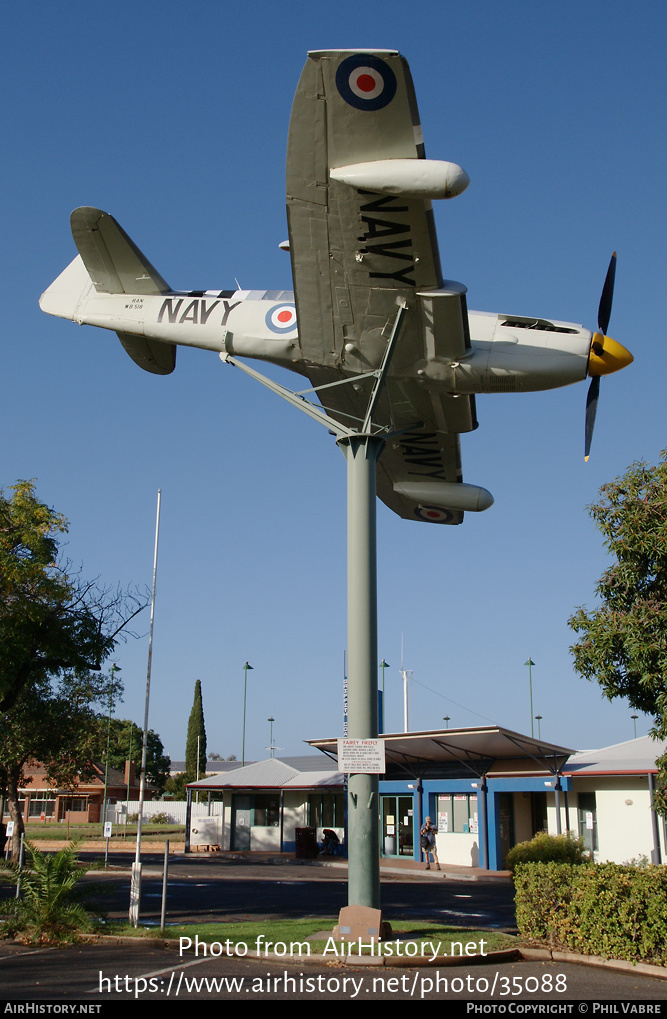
[40,50,633,525]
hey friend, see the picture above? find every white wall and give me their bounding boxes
[250,826,281,851]
[435,833,479,867]
[513,792,535,844]
[572,777,663,865]
[544,777,666,865]
[282,791,307,846]
[110,799,223,825]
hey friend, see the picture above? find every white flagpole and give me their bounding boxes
[129,489,161,927]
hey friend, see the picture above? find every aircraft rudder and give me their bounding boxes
[39,254,93,322]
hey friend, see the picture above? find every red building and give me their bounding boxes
[7,760,148,825]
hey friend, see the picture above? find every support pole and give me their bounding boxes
[648,772,662,864]
[221,309,408,911]
[554,779,562,835]
[479,776,489,870]
[160,840,169,932]
[130,488,161,927]
[340,434,383,909]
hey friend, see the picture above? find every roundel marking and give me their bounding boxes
[414,505,454,524]
[265,304,297,334]
[335,54,397,112]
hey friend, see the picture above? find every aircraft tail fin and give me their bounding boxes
[39,209,177,375]
[69,207,170,295]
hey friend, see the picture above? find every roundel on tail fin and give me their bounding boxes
[335,54,397,111]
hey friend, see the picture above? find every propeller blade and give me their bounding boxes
[584,375,600,461]
[598,252,617,336]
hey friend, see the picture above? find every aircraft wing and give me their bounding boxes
[286,50,478,523]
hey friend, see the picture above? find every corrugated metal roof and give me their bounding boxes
[283,771,344,788]
[187,757,307,789]
[564,735,666,776]
[170,760,245,774]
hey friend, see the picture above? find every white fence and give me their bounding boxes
[106,800,223,825]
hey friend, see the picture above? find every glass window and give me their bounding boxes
[437,794,478,833]
[308,794,344,828]
[253,795,280,827]
[577,792,598,853]
[64,797,87,813]
[437,794,452,833]
[27,795,56,818]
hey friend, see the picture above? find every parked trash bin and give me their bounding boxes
[295,826,318,859]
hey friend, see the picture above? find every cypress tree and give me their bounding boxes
[185,679,207,779]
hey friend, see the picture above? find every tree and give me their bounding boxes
[163,772,189,800]
[568,451,667,809]
[185,680,207,779]
[0,481,145,711]
[0,669,119,855]
[100,718,171,795]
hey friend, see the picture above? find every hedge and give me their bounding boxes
[505,832,588,871]
[514,861,667,965]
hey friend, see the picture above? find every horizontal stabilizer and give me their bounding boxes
[70,207,170,295]
[116,332,176,375]
[39,241,177,376]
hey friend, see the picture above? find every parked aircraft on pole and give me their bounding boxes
[40,49,633,522]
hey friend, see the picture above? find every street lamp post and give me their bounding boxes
[535,714,543,740]
[524,659,536,737]
[443,715,450,729]
[379,660,389,733]
[242,662,253,766]
[125,722,134,840]
[102,664,121,833]
[268,716,275,757]
[631,714,638,738]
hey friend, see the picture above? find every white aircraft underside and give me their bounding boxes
[40,49,633,525]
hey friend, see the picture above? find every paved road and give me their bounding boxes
[2,854,665,1003]
[1,941,666,1002]
[80,854,517,931]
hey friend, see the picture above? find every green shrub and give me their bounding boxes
[514,861,667,964]
[150,812,170,824]
[506,831,588,872]
[0,841,106,944]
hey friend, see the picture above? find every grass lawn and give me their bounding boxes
[23,823,185,842]
[99,917,516,958]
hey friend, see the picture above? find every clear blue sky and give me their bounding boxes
[3,1,665,763]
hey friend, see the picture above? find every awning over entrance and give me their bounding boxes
[307,726,574,780]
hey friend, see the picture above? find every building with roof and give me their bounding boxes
[185,729,667,869]
[185,755,343,853]
[9,760,147,825]
[311,727,575,870]
[562,735,666,865]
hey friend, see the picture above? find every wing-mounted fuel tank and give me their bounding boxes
[329,158,470,199]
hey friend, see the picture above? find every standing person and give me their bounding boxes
[420,816,440,870]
